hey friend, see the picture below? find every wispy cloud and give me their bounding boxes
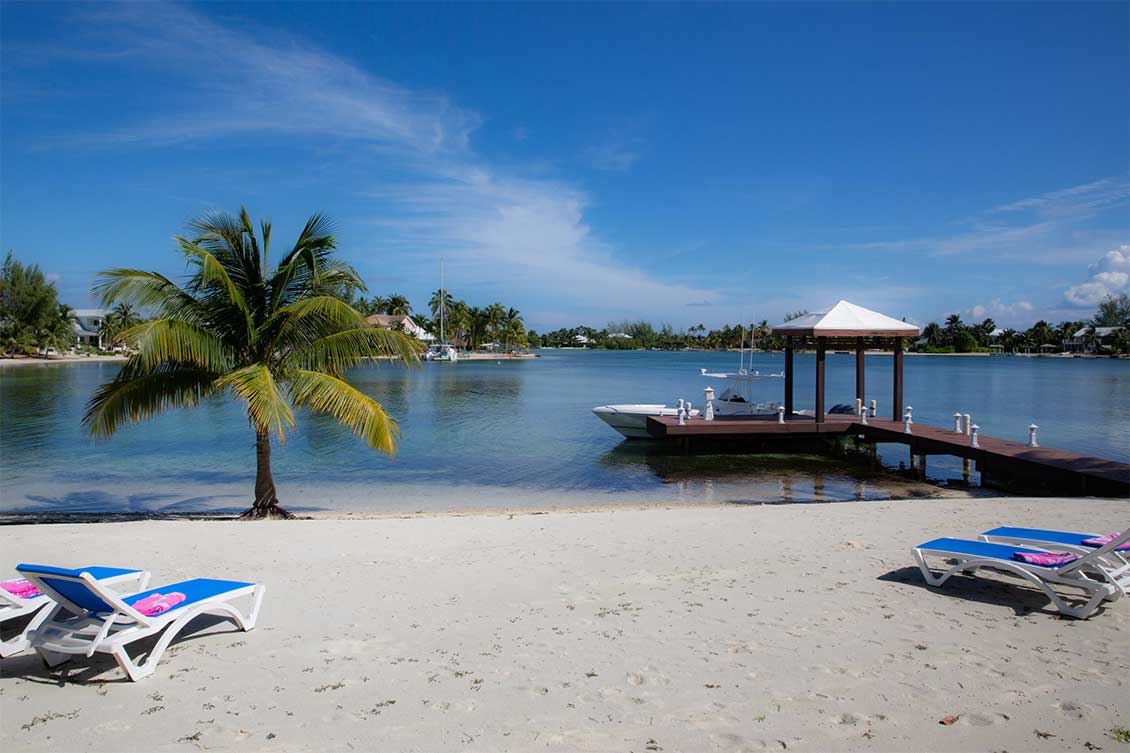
[581,134,646,171]
[987,177,1128,217]
[836,177,1128,262]
[25,2,718,326]
[56,3,478,153]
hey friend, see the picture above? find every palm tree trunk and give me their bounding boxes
[241,430,294,519]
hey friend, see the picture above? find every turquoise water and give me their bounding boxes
[1,351,1127,514]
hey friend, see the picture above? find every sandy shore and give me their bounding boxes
[1,497,1127,752]
[0,354,127,367]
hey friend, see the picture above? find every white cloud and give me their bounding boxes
[35,2,717,326]
[967,299,1034,324]
[1064,245,1130,307]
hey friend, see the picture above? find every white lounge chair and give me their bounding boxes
[17,564,265,681]
[1,566,149,658]
[980,524,1130,572]
[912,530,1130,619]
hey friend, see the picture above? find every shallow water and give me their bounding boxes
[1,351,1126,514]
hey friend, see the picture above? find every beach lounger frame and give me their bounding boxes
[16,565,264,681]
[979,527,1130,594]
[1,567,149,658]
[912,529,1130,619]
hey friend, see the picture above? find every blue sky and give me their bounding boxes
[2,2,1128,331]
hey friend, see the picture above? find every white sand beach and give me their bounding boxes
[1,496,1127,752]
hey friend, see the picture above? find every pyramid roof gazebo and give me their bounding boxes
[770,300,920,423]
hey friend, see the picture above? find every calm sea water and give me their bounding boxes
[1,350,1127,514]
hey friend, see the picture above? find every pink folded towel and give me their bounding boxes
[1081,533,1130,551]
[132,592,186,616]
[1,578,41,599]
[1013,551,1077,567]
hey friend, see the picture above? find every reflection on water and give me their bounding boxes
[1,351,1127,514]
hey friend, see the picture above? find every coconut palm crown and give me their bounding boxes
[84,208,419,518]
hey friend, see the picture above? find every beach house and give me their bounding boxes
[72,309,106,349]
[365,314,434,342]
[1066,325,1125,354]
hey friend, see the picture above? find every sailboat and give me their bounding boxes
[424,260,458,362]
[592,322,786,439]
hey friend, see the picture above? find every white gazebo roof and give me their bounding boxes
[770,300,920,337]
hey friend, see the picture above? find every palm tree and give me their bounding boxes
[385,294,411,316]
[429,289,453,319]
[84,208,419,519]
[921,322,941,347]
[37,306,77,357]
[98,313,119,351]
[485,302,506,342]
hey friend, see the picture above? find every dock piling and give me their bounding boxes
[1028,424,1039,448]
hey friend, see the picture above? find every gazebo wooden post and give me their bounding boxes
[784,337,794,416]
[815,337,826,423]
[892,337,904,421]
[855,338,865,408]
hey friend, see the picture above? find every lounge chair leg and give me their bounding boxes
[36,647,72,668]
[112,646,154,682]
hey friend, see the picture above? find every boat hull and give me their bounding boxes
[592,405,700,439]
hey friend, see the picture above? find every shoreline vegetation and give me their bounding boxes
[526,296,1130,356]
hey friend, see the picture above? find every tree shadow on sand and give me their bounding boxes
[3,614,248,686]
[877,565,1113,619]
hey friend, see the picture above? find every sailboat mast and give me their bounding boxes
[439,259,445,345]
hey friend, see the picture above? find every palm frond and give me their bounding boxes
[92,269,203,321]
[124,319,233,372]
[218,364,295,440]
[84,368,219,438]
[177,239,250,310]
[287,326,420,374]
[288,369,400,455]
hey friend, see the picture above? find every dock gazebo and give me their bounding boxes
[770,300,920,423]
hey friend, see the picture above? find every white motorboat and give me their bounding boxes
[592,404,701,439]
[592,325,790,439]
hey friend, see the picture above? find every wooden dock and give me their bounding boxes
[646,413,1130,497]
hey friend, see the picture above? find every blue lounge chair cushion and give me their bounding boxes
[916,538,1065,568]
[16,564,144,613]
[983,527,1097,547]
[122,578,253,615]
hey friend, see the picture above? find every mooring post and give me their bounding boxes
[963,414,971,436]
[776,405,785,424]
[954,412,963,433]
[855,398,862,416]
[905,405,913,425]
[903,409,912,434]
[703,387,715,421]
[869,399,876,418]
[970,424,980,448]
[677,399,686,426]
[860,409,868,425]
[1028,423,1038,447]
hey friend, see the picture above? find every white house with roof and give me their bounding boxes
[72,308,106,349]
[1066,325,1125,353]
[364,314,434,342]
